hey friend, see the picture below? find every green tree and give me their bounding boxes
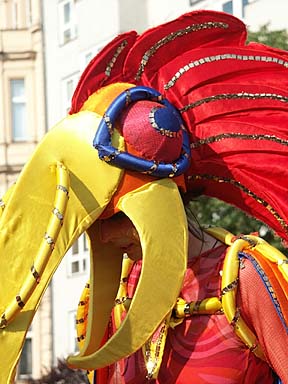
[247,24,288,50]
[189,25,288,252]
[27,359,89,384]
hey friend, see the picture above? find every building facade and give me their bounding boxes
[0,0,286,381]
[0,0,52,382]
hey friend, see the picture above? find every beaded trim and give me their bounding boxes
[148,106,181,137]
[239,251,288,332]
[31,265,40,283]
[16,295,25,309]
[135,21,228,81]
[221,278,239,296]
[188,174,288,236]
[164,53,288,90]
[56,184,69,196]
[144,319,168,380]
[181,92,288,112]
[44,232,55,248]
[190,133,288,149]
[105,39,128,77]
[115,296,129,305]
[52,207,64,224]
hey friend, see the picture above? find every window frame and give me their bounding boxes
[10,78,28,142]
[67,234,89,277]
[58,0,77,45]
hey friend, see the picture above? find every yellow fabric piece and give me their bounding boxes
[0,111,124,384]
[205,227,288,361]
[113,255,134,330]
[67,178,188,370]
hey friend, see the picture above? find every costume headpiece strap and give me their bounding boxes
[93,85,191,177]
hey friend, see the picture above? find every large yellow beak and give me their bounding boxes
[0,110,124,383]
[67,178,188,370]
[0,108,188,383]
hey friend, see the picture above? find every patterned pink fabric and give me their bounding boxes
[106,244,287,383]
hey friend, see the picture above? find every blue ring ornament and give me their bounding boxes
[93,86,191,178]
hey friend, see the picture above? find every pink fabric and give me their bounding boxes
[106,244,287,383]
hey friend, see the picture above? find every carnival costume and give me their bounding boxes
[0,10,287,384]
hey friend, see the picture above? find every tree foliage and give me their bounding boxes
[189,25,288,253]
[247,24,288,50]
[27,359,89,384]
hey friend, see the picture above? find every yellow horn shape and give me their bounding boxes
[67,179,188,370]
[0,110,124,383]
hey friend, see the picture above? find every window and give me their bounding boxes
[12,0,19,29]
[68,234,89,276]
[58,0,77,45]
[10,79,27,142]
[26,0,32,27]
[62,73,79,114]
[222,1,233,14]
[18,327,32,378]
[68,310,79,353]
[242,0,249,17]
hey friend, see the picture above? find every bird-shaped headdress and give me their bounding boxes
[0,10,288,383]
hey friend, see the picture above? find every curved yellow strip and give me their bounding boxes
[174,297,222,318]
[76,281,90,350]
[113,255,135,330]
[204,226,234,245]
[245,235,288,282]
[67,178,188,370]
[221,238,266,361]
[0,163,69,328]
[0,111,124,383]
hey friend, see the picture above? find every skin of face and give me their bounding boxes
[99,214,142,261]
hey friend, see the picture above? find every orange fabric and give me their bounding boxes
[246,248,288,327]
[100,168,186,219]
[106,245,282,383]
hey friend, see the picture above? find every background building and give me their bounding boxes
[0,0,52,382]
[0,0,286,381]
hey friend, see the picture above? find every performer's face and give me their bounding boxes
[99,214,142,260]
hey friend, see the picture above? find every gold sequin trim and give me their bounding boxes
[221,278,239,296]
[103,113,113,136]
[105,40,128,77]
[77,334,85,342]
[181,92,288,112]
[115,296,129,305]
[164,53,288,90]
[0,314,7,328]
[188,174,288,235]
[135,21,228,81]
[16,295,25,309]
[56,184,69,196]
[44,232,55,248]
[144,319,168,380]
[190,133,288,149]
[52,207,64,224]
[230,308,241,327]
[149,106,181,138]
[31,265,40,283]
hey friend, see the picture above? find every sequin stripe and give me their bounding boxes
[190,133,288,149]
[188,174,288,236]
[181,92,288,112]
[164,53,288,90]
[135,21,228,81]
[239,251,288,332]
[104,39,128,78]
